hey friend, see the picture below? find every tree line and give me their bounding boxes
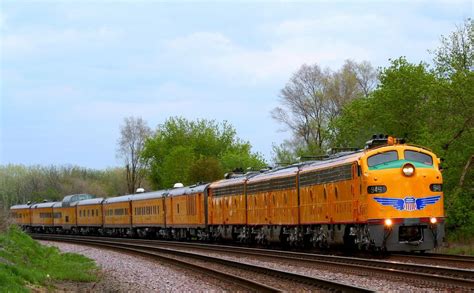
[0,165,133,211]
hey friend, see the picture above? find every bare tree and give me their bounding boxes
[272,61,377,154]
[325,60,377,120]
[272,64,328,151]
[352,60,378,97]
[117,117,152,194]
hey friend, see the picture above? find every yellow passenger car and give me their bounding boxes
[10,204,31,229]
[30,202,56,231]
[103,195,133,236]
[52,202,77,231]
[75,198,104,234]
[165,184,208,240]
[131,190,166,238]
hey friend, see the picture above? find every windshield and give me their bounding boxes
[367,151,398,167]
[404,150,433,165]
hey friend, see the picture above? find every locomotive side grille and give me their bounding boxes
[299,163,353,187]
[213,184,245,197]
[247,176,296,194]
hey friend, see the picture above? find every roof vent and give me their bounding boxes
[173,183,184,188]
[136,188,145,193]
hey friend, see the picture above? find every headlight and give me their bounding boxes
[368,185,387,194]
[384,219,393,226]
[402,163,415,176]
[430,217,437,224]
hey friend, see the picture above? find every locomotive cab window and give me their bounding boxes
[367,151,398,167]
[404,150,433,165]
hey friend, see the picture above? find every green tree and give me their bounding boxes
[331,57,438,147]
[141,117,266,189]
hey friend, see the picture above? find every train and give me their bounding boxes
[10,135,445,252]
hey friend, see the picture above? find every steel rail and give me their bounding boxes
[391,252,474,265]
[33,234,370,293]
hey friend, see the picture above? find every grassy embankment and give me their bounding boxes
[436,234,474,256]
[0,225,99,292]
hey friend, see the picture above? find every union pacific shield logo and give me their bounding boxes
[403,197,417,211]
[373,196,441,211]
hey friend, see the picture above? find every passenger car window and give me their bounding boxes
[368,151,398,167]
[404,150,433,165]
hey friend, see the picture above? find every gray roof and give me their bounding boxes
[210,176,247,188]
[31,202,57,209]
[167,183,209,196]
[10,204,31,210]
[103,194,134,204]
[247,166,300,183]
[52,202,63,208]
[62,194,95,205]
[300,152,362,172]
[131,190,168,201]
[73,198,105,206]
[102,183,209,204]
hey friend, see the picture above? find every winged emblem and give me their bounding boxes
[373,197,404,210]
[374,195,440,211]
[415,196,441,210]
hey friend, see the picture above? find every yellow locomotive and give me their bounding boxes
[11,136,444,252]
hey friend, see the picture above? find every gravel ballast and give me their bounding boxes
[40,240,445,292]
[157,245,443,292]
[39,241,234,292]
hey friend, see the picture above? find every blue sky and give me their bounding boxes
[0,1,471,169]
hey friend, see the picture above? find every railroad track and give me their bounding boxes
[390,251,474,266]
[135,240,474,290]
[33,234,369,292]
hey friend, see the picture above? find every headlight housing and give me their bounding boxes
[384,219,393,226]
[402,163,415,177]
[430,184,443,192]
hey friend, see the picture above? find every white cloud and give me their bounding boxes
[160,29,371,85]
[157,10,458,85]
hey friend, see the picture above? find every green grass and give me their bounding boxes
[436,238,474,256]
[0,226,99,292]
